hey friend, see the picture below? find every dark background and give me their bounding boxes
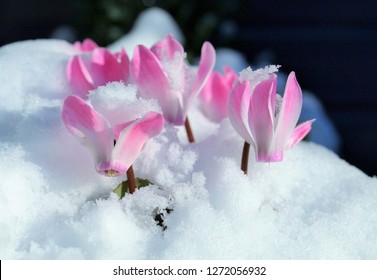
[1,0,376,176]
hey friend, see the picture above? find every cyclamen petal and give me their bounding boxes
[90,48,128,86]
[184,41,216,117]
[61,95,113,171]
[110,112,164,174]
[131,45,182,124]
[274,72,303,155]
[67,47,130,98]
[73,39,99,52]
[249,76,276,161]
[286,119,316,149]
[199,66,237,122]
[67,56,95,98]
[228,81,255,146]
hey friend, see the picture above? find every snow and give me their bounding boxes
[1,26,377,261]
[89,82,162,125]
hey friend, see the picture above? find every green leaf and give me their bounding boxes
[113,178,152,199]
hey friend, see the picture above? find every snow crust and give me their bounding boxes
[1,39,376,260]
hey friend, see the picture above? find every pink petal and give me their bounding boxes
[228,81,254,145]
[150,34,184,60]
[110,112,164,174]
[89,48,124,86]
[131,45,182,124]
[66,56,94,98]
[249,75,276,161]
[74,39,99,51]
[61,95,114,172]
[183,41,216,117]
[286,119,315,149]
[199,70,230,122]
[115,48,131,83]
[274,72,303,152]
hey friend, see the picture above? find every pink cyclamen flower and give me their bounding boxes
[199,66,237,122]
[131,34,216,125]
[67,48,130,98]
[73,38,99,52]
[61,95,164,176]
[228,69,315,162]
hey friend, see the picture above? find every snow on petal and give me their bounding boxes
[131,35,216,126]
[131,44,181,124]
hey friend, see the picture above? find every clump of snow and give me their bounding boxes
[1,39,377,260]
[238,65,281,88]
[160,52,188,93]
[88,82,162,125]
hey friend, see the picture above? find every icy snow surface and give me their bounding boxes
[1,40,377,260]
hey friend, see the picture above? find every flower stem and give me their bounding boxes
[241,141,250,175]
[185,117,195,143]
[127,165,136,194]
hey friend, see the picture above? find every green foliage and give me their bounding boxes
[113,177,151,198]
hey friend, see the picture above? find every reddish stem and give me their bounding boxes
[127,165,136,194]
[241,141,250,175]
[185,117,195,143]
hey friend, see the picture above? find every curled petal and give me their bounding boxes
[249,76,276,161]
[131,45,181,124]
[66,56,94,98]
[61,95,113,171]
[110,112,164,174]
[286,119,315,149]
[228,81,254,145]
[150,34,184,60]
[184,41,216,116]
[274,71,303,153]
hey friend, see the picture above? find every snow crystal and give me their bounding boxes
[1,37,377,260]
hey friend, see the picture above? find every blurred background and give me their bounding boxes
[0,0,376,176]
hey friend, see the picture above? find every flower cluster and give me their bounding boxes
[62,34,314,193]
